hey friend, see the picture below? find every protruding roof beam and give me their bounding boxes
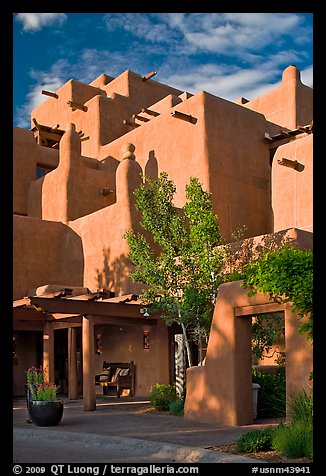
[171,110,197,124]
[264,122,313,143]
[132,114,150,122]
[140,107,160,117]
[142,71,157,81]
[122,119,140,128]
[67,100,88,112]
[41,90,58,99]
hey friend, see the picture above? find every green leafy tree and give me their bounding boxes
[241,244,313,341]
[124,172,224,366]
[251,313,285,365]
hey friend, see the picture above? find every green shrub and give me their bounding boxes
[168,397,184,416]
[272,390,313,459]
[287,389,313,424]
[236,426,276,453]
[252,367,286,418]
[273,421,313,458]
[149,383,177,411]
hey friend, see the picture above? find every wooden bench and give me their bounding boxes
[95,361,135,397]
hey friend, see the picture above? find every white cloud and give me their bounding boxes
[301,66,313,88]
[103,13,172,43]
[102,13,312,62]
[15,69,64,128]
[15,13,67,32]
[175,13,306,54]
[14,13,313,128]
[162,51,311,102]
[14,48,146,128]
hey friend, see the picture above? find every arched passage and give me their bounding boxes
[184,280,312,426]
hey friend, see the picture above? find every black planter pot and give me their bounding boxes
[29,400,64,426]
[25,383,35,423]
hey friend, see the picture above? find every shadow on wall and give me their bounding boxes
[61,226,85,286]
[144,150,158,181]
[224,229,296,275]
[95,246,143,295]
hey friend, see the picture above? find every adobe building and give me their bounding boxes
[13,65,313,417]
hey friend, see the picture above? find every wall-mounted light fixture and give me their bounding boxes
[95,332,103,355]
[101,187,114,197]
[13,336,17,357]
[140,308,150,318]
[143,330,150,350]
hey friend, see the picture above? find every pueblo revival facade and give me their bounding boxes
[13,65,313,417]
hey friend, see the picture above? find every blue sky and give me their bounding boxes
[13,12,313,129]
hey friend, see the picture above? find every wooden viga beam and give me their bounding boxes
[140,107,160,117]
[142,71,157,81]
[32,117,40,130]
[41,90,58,99]
[67,100,88,112]
[122,119,140,128]
[277,157,302,171]
[171,111,197,124]
[75,130,89,141]
[132,114,150,122]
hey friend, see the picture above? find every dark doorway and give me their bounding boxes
[54,329,68,395]
[54,327,83,397]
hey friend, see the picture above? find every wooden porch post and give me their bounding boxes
[68,327,79,400]
[43,321,55,382]
[82,315,96,411]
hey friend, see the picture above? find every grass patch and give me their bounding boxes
[273,421,313,459]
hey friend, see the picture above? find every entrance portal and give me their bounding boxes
[184,280,312,426]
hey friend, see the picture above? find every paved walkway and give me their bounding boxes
[13,396,279,464]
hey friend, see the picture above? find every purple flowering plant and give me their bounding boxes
[25,366,59,401]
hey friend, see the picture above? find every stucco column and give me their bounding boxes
[43,321,55,383]
[68,327,79,400]
[284,303,313,400]
[82,315,96,411]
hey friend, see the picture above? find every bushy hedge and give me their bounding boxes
[236,426,275,453]
[149,383,184,415]
[149,383,177,411]
[252,367,286,418]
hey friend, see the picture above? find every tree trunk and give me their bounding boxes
[180,322,192,367]
[198,335,203,364]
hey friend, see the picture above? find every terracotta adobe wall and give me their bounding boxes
[272,134,313,233]
[13,127,59,216]
[98,90,280,240]
[94,319,170,396]
[68,147,145,295]
[13,65,313,299]
[24,66,313,237]
[184,274,313,426]
[243,65,313,130]
[31,70,184,158]
[13,215,84,300]
[27,124,117,221]
[13,125,122,219]
[203,93,275,240]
